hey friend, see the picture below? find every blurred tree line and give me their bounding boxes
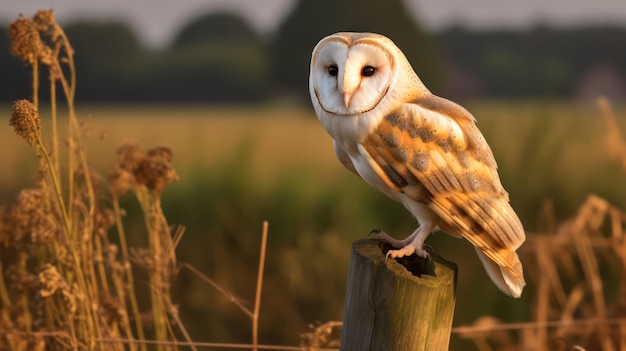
[1,0,625,103]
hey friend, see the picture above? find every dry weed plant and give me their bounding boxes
[0,10,191,351]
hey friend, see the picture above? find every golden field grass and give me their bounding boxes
[0,100,622,179]
[2,100,625,223]
[0,103,337,192]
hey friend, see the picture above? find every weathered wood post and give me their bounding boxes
[340,239,458,351]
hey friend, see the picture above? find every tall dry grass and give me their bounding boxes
[0,10,190,351]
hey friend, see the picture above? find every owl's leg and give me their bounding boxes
[379,222,436,259]
[374,230,417,249]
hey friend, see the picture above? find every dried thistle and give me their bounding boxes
[9,100,41,148]
[108,166,133,197]
[134,146,178,194]
[111,143,178,194]
[1,188,55,247]
[8,10,59,69]
[33,10,60,41]
[117,143,146,172]
[7,16,45,65]
[147,146,173,163]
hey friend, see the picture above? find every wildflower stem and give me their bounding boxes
[36,136,70,235]
[32,59,38,109]
[36,133,98,348]
[112,197,147,351]
[50,74,60,178]
[252,221,269,351]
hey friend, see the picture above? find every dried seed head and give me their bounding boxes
[1,188,55,247]
[134,146,178,194]
[112,143,178,195]
[147,146,173,163]
[117,143,146,172]
[8,16,44,65]
[108,166,133,197]
[32,10,59,66]
[9,100,41,148]
[33,10,57,38]
[8,10,59,68]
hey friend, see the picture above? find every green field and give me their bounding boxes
[2,101,626,348]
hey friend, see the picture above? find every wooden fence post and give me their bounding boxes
[340,238,458,351]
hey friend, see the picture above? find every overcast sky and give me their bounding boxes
[2,0,626,47]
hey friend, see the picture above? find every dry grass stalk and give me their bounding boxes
[180,221,270,351]
[0,10,191,351]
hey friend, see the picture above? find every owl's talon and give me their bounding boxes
[386,245,429,260]
[368,229,382,237]
[376,231,407,249]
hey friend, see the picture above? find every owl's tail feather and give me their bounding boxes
[474,248,525,298]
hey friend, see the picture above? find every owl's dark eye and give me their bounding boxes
[328,65,338,76]
[362,66,375,77]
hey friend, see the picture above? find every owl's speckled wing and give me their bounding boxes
[359,95,525,282]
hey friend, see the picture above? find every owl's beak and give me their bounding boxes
[340,75,358,109]
[340,65,361,110]
[343,92,353,109]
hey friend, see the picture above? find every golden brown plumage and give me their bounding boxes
[362,97,525,293]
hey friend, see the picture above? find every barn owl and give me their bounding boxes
[309,32,526,297]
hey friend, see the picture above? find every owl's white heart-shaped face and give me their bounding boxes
[310,36,394,115]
